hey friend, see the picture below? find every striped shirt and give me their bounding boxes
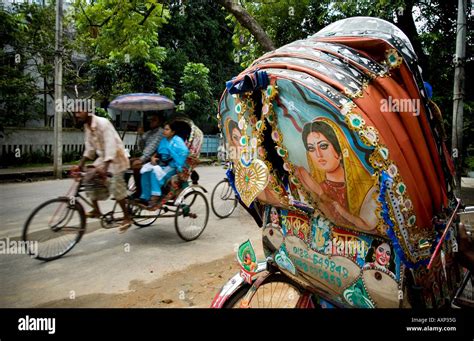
[139,127,164,163]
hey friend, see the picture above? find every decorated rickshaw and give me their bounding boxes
[101,94,209,241]
[212,17,472,308]
[23,97,209,261]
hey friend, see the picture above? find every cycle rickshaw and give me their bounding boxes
[212,17,473,308]
[22,96,209,261]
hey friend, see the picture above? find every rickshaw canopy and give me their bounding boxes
[108,93,175,111]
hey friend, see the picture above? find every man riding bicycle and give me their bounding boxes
[73,110,132,233]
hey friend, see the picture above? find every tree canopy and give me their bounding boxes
[71,0,172,107]
[224,0,473,168]
[1,0,472,165]
[0,3,60,127]
[70,0,238,132]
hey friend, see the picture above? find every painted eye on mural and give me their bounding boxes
[319,141,329,150]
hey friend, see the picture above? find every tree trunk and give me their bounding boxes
[217,0,275,52]
[396,0,429,74]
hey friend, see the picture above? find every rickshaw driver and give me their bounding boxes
[130,112,164,199]
[72,110,133,232]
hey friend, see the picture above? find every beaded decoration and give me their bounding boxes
[232,94,270,207]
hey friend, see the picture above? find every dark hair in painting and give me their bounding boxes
[302,120,342,156]
[227,119,239,135]
[364,239,396,273]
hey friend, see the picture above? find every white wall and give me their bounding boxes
[0,127,139,156]
[0,128,220,157]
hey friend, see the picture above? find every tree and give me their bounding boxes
[224,0,333,67]
[179,62,216,131]
[72,0,172,108]
[0,3,71,127]
[216,0,275,52]
[159,1,240,132]
[0,48,43,127]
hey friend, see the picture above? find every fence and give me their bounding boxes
[201,135,219,157]
[0,128,219,164]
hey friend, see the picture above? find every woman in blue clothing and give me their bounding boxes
[140,121,189,207]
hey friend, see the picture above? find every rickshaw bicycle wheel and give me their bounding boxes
[211,179,238,219]
[22,197,86,261]
[125,174,160,227]
[129,204,160,227]
[223,273,303,308]
[174,190,209,241]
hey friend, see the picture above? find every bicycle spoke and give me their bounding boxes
[241,276,301,308]
[24,198,85,261]
[211,180,237,219]
[175,191,208,241]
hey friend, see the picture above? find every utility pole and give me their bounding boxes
[53,0,63,179]
[451,0,467,195]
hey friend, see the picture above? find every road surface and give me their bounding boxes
[0,165,263,307]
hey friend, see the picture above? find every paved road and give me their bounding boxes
[0,166,262,307]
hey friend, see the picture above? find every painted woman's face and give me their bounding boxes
[231,127,241,148]
[306,132,341,173]
[375,243,391,267]
[270,209,279,225]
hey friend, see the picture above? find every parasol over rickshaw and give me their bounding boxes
[108,93,175,111]
[108,93,175,142]
[107,92,204,185]
[107,93,202,158]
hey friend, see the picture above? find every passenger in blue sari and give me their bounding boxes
[140,122,189,205]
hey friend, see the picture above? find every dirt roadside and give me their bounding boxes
[36,254,240,308]
[31,181,474,309]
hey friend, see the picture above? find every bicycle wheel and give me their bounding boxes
[130,204,160,227]
[211,179,238,219]
[223,273,302,308]
[175,190,209,241]
[22,197,86,261]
